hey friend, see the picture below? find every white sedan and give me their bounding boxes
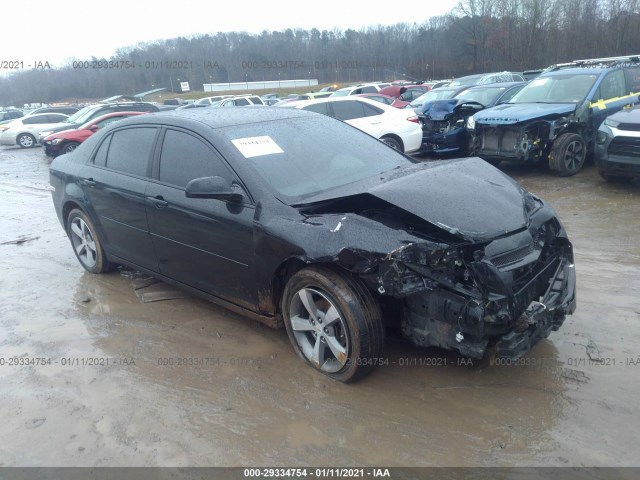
[0,113,70,148]
[281,96,423,154]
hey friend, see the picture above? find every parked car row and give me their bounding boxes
[408,58,640,180]
[468,55,640,176]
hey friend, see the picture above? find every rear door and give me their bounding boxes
[79,126,159,270]
[331,100,383,137]
[145,127,257,308]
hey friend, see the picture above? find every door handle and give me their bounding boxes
[149,195,168,209]
[80,178,96,187]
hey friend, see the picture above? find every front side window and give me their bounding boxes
[624,67,640,94]
[359,86,377,94]
[105,127,157,177]
[595,70,625,101]
[159,129,230,188]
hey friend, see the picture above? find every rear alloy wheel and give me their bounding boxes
[550,133,586,176]
[282,266,384,382]
[67,209,115,273]
[63,142,80,154]
[17,133,36,148]
[381,135,403,152]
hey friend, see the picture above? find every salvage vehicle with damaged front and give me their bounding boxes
[49,108,576,382]
[419,82,526,154]
[469,55,640,175]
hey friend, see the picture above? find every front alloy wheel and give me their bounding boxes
[288,287,350,373]
[550,133,586,176]
[17,133,35,148]
[282,266,385,382]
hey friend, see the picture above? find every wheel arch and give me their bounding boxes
[62,200,84,231]
[380,133,404,152]
[268,257,378,318]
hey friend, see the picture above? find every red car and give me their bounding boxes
[379,85,431,103]
[43,111,145,157]
[356,93,409,109]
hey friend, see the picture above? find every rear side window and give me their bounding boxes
[362,103,383,116]
[331,101,366,121]
[159,129,230,188]
[302,103,330,115]
[248,97,262,105]
[234,98,250,106]
[105,127,157,177]
[93,135,111,167]
[47,114,67,123]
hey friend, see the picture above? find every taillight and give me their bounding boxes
[406,115,420,123]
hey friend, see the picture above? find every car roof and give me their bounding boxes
[542,67,610,76]
[283,96,394,110]
[111,106,315,130]
[457,81,527,91]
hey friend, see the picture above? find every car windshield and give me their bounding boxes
[409,88,458,107]
[454,86,505,106]
[449,75,484,87]
[331,89,351,97]
[64,106,98,124]
[219,117,413,201]
[509,74,598,104]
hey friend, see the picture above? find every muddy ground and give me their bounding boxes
[0,146,638,467]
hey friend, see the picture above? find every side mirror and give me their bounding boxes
[89,124,100,131]
[185,176,244,202]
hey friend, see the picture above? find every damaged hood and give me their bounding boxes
[421,99,484,121]
[367,157,527,241]
[474,103,576,125]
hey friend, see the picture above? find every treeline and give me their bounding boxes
[2,0,640,106]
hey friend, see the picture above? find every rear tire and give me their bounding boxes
[282,266,384,382]
[550,133,586,176]
[67,209,115,273]
[381,135,403,153]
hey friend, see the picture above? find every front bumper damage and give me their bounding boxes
[356,218,576,361]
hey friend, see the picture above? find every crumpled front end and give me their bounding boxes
[362,209,576,360]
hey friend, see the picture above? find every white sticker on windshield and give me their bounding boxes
[530,78,549,87]
[231,136,284,158]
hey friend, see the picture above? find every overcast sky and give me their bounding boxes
[3,0,459,68]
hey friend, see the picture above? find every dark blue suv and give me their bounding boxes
[468,55,640,175]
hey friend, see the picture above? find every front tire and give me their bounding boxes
[282,266,384,382]
[63,142,80,154]
[550,133,586,176]
[17,133,36,148]
[67,209,115,273]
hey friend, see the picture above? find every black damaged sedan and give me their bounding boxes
[50,108,576,382]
